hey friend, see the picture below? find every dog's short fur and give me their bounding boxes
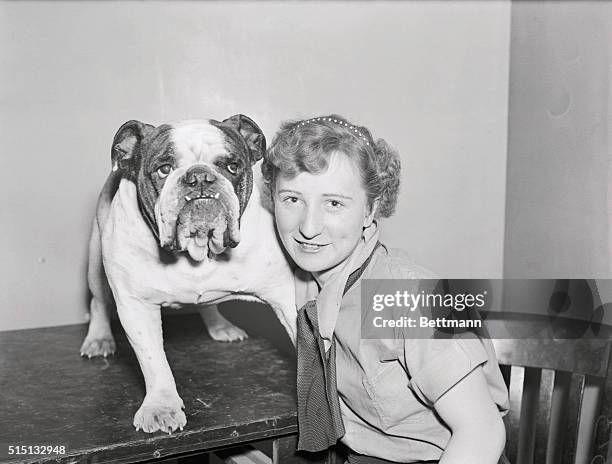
[80,115,296,433]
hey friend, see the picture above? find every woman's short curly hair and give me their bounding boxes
[262,114,401,218]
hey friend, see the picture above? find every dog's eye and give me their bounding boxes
[227,162,240,175]
[156,164,174,179]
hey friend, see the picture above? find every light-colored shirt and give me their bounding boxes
[332,245,509,462]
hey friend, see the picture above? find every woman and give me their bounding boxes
[262,115,508,464]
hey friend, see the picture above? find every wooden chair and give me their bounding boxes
[491,319,612,464]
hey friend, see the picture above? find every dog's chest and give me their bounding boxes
[138,253,250,305]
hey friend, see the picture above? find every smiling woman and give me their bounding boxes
[274,154,375,283]
[263,115,400,284]
[262,115,509,464]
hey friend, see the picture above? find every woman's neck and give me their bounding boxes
[311,270,333,288]
[311,258,349,288]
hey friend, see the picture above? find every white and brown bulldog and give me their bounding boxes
[80,115,296,433]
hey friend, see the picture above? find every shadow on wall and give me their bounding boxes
[160,303,296,358]
[101,302,295,357]
[214,302,295,356]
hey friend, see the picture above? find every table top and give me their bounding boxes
[0,313,298,464]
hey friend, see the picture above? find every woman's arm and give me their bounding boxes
[434,365,506,464]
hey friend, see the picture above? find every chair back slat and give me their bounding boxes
[561,373,585,464]
[578,377,605,463]
[545,371,572,464]
[506,365,524,464]
[535,368,555,464]
[516,367,540,464]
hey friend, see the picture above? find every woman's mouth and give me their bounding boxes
[294,238,328,253]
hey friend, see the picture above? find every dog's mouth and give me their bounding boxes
[158,192,240,261]
[184,192,220,202]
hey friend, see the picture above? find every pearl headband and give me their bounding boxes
[293,117,371,146]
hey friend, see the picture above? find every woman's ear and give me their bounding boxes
[364,198,380,228]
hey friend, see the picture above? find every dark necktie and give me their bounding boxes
[296,299,345,452]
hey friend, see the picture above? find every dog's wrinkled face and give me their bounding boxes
[111,115,265,261]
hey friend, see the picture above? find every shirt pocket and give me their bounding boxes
[362,361,429,431]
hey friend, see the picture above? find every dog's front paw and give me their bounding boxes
[207,320,248,342]
[80,334,116,358]
[134,392,186,434]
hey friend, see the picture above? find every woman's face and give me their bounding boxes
[274,152,375,282]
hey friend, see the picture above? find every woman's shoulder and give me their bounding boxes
[369,245,438,280]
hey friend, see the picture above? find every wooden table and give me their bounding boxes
[0,313,324,464]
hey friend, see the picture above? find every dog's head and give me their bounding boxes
[111,115,266,261]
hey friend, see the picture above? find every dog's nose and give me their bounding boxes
[183,166,217,187]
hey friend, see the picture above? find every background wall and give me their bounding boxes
[0,1,511,331]
[502,1,612,325]
[504,1,611,279]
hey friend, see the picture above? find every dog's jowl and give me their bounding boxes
[81,115,296,433]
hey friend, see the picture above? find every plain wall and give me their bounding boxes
[504,1,611,279]
[0,1,511,331]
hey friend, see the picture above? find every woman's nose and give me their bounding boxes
[298,206,323,239]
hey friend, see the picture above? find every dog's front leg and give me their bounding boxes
[116,298,186,433]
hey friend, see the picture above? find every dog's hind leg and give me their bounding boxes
[80,215,116,357]
[81,172,123,357]
[198,304,248,342]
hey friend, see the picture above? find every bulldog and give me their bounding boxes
[80,115,296,433]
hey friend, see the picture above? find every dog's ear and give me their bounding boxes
[222,114,266,164]
[111,120,155,175]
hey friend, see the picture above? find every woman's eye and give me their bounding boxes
[227,162,240,175]
[156,164,174,179]
[283,196,299,204]
[327,199,344,209]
